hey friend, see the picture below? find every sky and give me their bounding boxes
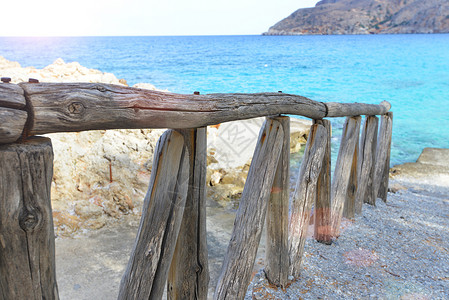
[0,0,318,36]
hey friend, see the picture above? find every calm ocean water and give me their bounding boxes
[1,35,448,166]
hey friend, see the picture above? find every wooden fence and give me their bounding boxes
[0,81,393,299]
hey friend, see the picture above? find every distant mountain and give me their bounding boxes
[264,0,449,35]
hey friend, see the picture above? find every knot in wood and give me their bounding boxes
[305,173,311,183]
[67,102,85,114]
[96,85,107,92]
[19,212,39,231]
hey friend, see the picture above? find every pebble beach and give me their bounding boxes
[248,177,449,299]
[1,56,448,299]
[52,159,449,300]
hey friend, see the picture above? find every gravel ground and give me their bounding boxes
[247,179,449,299]
[55,177,448,300]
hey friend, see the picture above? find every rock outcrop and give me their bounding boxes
[0,56,163,235]
[1,56,311,235]
[390,148,449,186]
[206,117,310,207]
[264,0,449,35]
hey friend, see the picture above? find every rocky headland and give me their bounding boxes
[264,0,449,35]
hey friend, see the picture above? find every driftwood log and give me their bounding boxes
[118,130,189,300]
[265,116,290,288]
[330,116,361,238]
[288,123,327,279]
[374,112,393,202]
[214,118,284,300]
[0,82,390,144]
[167,128,209,300]
[313,119,332,244]
[0,137,59,300]
[356,116,379,208]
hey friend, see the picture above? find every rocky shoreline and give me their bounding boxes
[0,56,311,236]
[2,56,447,299]
[390,148,449,186]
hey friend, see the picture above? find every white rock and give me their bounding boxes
[0,56,126,85]
[207,117,311,170]
[133,82,158,90]
[210,171,222,186]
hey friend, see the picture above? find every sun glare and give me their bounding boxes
[0,0,319,36]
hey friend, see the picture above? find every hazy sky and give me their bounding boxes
[0,0,318,36]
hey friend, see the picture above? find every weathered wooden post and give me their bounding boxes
[265,116,290,288]
[214,118,284,300]
[343,130,359,220]
[167,128,209,300]
[355,116,379,209]
[313,119,332,244]
[0,137,59,300]
[330,116,361,238]
[288,123,327,279]
[118,130,189,300]
[374,112,393,202]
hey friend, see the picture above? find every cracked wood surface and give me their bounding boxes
[313,119,332,245]
[167,128,209,300]
[330,116,362,238]
[118,130,188,300]
[0,137,59,300]
[288,123,327,278]
[214,118,284,300]
[265,116,290,288]
[0,82,390,144]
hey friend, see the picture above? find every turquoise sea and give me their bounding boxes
[1,35,448,166]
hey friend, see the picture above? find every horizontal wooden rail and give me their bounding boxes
[0,82,391,144]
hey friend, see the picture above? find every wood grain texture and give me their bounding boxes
[118,130,189,300]
[0,83,25,109]
[4,83,390,137]
[313,119,332,245]
[0,137,59,300]
[330,116,361,238]
[214,118,284,300]
[374,112,393,202]
[355,116,379,209]
[265,116,290,288]
[19,83,325,135]
[343,134,359,220]
[288,123,327,279]
[0,107,28,144]
[325,101,390,118]
[167,128,209,300]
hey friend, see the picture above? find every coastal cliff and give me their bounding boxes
[264,0,449,35]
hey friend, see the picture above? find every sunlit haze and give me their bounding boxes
[0,0,318,36]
